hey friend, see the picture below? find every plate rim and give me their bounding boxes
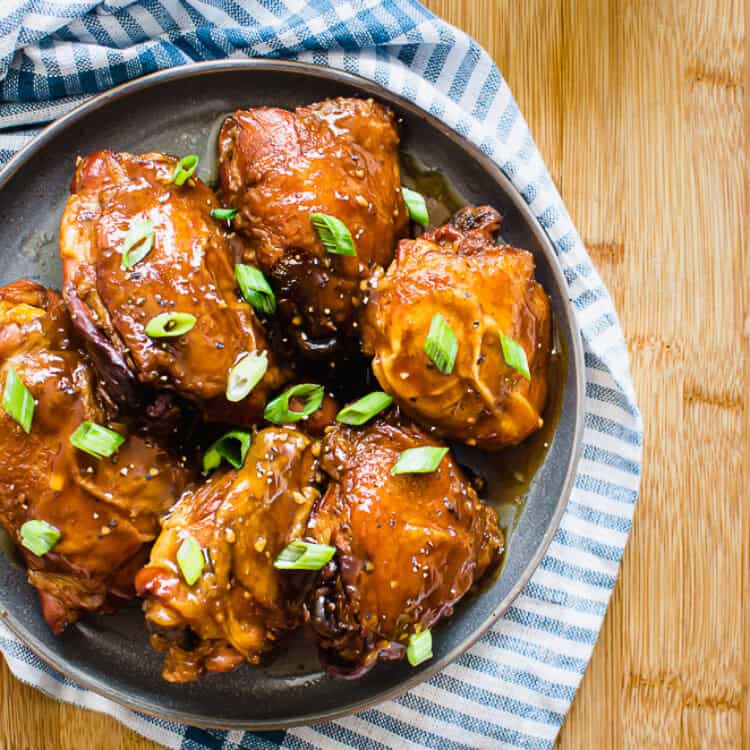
[0,58,586,731]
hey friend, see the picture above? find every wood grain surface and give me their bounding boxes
[0,1,747,748]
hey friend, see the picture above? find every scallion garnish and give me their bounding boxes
[424,313,458,375]
[202,429,252,474]
[263,383,324,425]
[273,540,336,570]
[336,391,393,426]
[401,187,429,227]
[172,154,199,186]
[391,446,449,475]
[500,334,531,380]
[310,213,356,256]
[120,218,154,270]
[144,312,196,338]
[70,421,125,459]
[210,208,238,222]
[20,520,60,557]
[226,351,268,402]
[406,629,433,667]
[2,365,34,433]
[235,264,276,314]
[176,534,204,585]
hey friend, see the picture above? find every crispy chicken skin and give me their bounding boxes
[362,206,552,449]
[60,149,288,424]
[135,427,321,682]
[305,413,503,677]
[217,97,409,354]
[0,280,192,634]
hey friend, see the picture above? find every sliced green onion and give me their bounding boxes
[273,540,336,570]
[424,313,458,375]
[120,218,154,270]
[20,520,60,557]
[336,391,393,426]
[210,208,238,221]
[176,534,204,586]
[391,446,449,475]
[310,213,356,256]
[263,383,324,425]
[500,333,531,380]
[70,421,125,459]
[226,351,268,402]
[145,312,196,338]
[172,154,199,186]
[202,429,252,473]
[2,365,34,433]
[401,187,429,227]
[235,264,276,314]
[406,629,433,667]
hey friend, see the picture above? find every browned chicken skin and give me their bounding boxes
[60,149,288,424]
[0,280,192,634]
[362,206,552,449]
[0,96,556,683]
[217,97,409,354]
[305,412,503,677]
[135,427,321,682]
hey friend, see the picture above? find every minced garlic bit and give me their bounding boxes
[48,474,64,492]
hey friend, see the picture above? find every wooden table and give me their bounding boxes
[1,1,746,747]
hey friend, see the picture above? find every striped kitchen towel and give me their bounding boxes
[0,2,642,748]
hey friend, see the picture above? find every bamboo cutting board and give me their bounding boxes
[0,1,747,747]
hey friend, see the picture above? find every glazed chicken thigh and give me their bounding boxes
[136,427,321,682]
[305,412,503,677]
[0,280,191,633]
[362,206,552,449]
[217,97,409,354]
[60,149,288,424]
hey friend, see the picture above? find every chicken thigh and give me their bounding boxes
[0,280,192,633]
[217,97,408,354]
[362,206,552,449]
[305,412,503,677]
[60,149,288,424]
[135,427,321,682]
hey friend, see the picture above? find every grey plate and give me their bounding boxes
[0,60,584,730]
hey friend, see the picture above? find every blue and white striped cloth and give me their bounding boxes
[0,2,642,748]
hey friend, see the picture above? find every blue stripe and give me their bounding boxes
[456,651,577,701]
[554,526,623,562]
[581,442,640,476]
[566,499,633,534]
[398,692,557,748]
[584,412,643,446]
[428,670,567,723]
[523,580,608,617]
[540,553,618,590]
[586,381,639,418]
[481,630,589,673]
[504,606,599,645]
[575,472,638,504]
[359,708,479,750]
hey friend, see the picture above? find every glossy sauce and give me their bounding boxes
[0,145,563,664]
[400,152,565,543]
